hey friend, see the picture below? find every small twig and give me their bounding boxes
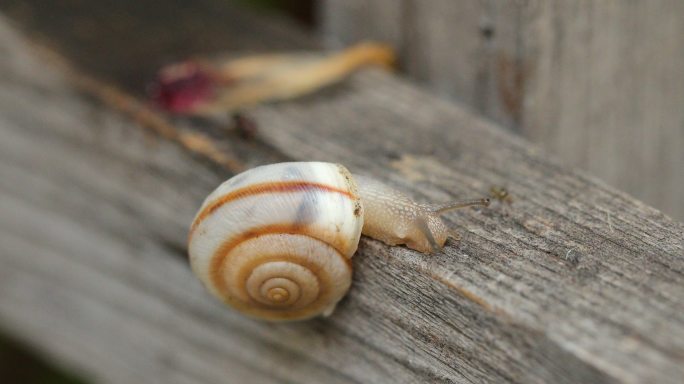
[607,212,614,233]
[74,75,246,173]
[28,42,246,173]
[490,185,513,204]
[565,248,574,259]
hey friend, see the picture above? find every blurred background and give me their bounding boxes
[1,0,682,382]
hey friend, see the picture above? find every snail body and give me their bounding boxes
[188,162,488,321]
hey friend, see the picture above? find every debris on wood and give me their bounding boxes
[149,42,395,116]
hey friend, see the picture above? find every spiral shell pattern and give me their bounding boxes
[188,162,363,321]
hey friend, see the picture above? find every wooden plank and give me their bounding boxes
[521,0,684,223]
[320,0,684,222]
[1,3,683,384]
[391,0,525,132]
[320,0,527,128]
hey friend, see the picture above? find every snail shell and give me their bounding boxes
[188,162,363,321]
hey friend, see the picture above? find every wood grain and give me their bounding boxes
[321,0,403,50]
[321,0,684,222]
[1,2,683,384]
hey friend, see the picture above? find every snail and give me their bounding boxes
[188,162,489,321]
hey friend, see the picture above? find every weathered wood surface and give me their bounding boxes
[321,0,684,223]
[1,2,683,383]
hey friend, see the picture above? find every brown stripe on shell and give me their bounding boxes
[209,223,353,275]
[208,224,352,319]
[189,181,357,238]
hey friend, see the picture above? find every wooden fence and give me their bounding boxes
[323,0,684,222]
